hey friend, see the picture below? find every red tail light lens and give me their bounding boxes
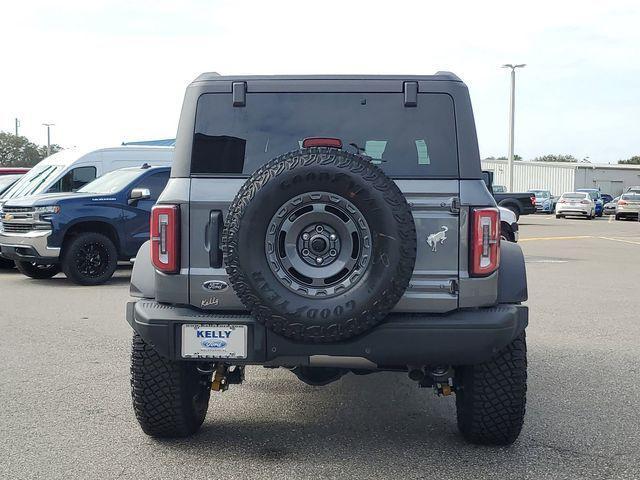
[618,200,628,205]
[530,195,536,205]
[558,199,566,203]
[471,208,500,277]
[151,205,180,273]
[302,137,343,149]
[580,200,590,204]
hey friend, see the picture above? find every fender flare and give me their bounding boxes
[497,241,528,303]
[130,240,155,299]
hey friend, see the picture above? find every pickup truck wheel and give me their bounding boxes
[224,147,417,343]
[455,331,527,445]
[500,222,515,242]
[500,204,520,221]
[15,261,60,279]
[61,232,118,285]
[130,333,212,438]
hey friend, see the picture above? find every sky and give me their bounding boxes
[1,0,639,163]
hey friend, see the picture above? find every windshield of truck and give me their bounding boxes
[191,92,459,178]
[78,169,142,194]
[0,164,66,199]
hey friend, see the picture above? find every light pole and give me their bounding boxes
[501,64,525,192]
[42,123,55,157]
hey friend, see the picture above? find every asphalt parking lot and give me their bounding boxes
[1,215,639,480]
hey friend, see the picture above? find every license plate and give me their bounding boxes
[181,324,247,359]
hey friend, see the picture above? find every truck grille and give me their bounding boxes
[1,206,34,214]
[1,223,36,233]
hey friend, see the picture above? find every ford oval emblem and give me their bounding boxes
[201,339,227,349]
[202,280,228,292]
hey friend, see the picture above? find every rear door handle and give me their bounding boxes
[207,210,223,267]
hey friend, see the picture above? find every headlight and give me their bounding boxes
[34,205,60,214]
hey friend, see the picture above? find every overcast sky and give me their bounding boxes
[1,0,639,163]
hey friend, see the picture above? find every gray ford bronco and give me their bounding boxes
[127,73,528,445]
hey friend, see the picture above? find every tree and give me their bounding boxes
[533,154,578,163]
[0,131,62,167]
[619,156,640,165]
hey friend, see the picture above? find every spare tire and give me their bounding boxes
[223,147,416,343]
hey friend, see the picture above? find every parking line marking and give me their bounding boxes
[519,235,593,242]
[598,236,640,246]
[608,215,614,223]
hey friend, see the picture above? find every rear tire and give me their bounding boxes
[15,261,60,279]
[455,332,527,445]
[130,333,212,438]
[555,214,562,219]
[61,232,118,285]
[500,223,516,242]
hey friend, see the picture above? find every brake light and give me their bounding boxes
[302,137,343,149]
[558,199,566,203]
[618,200,628,205]
[470,208,500,277]
[580,200,590,204]
[151,205,180,273]
[530,195,536,206]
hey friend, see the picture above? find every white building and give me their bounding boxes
[481,159,640,197]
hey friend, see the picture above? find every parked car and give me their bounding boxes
[0,167,30,176]
[499,206,519,242]
[575,188,603,217]
[528,189,555,214]
[615,192,640,220]
[600,193,614,204]
[603,196,619,215]
[556,192,596,219]
[493,184,507,193]
[0,165,170,285]
[626,186,640,193]
[481,172,535,219]
[127,73,529,446]
[0,146,173,204]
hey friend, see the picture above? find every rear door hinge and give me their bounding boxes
[450,197,460,214]
[449,279,459,294]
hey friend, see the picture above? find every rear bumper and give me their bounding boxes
[126,301,528,367]
[0,230,60,262]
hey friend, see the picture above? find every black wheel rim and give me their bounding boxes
[265,191,372,298]
[75,242,110,278]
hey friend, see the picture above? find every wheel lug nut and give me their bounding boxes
[302,233,310,240]
[302,249,310,256]
[329,249,337,256]
[315,225,324,233]
[316,257,323,264]
[329,234,337,241]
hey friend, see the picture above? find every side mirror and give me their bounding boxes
[129,188,151,205]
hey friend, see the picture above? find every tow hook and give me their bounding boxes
[210,364,245,392]
[408,365,455,396]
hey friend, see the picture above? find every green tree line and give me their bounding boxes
[484,154,640,164]
[0,131,62,167]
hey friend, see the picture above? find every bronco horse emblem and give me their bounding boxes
[426,226,448,252]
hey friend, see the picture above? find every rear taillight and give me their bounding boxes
[151,205,180,273]
[530,195,536,206]
[580,200,590,204]
[558,199,566,203]
[302,137,343,148]
[618,200,628,205]
[470,208,500,277]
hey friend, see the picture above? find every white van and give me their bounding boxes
[0,146,173,203]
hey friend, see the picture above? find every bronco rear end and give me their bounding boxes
[127,73,528,445]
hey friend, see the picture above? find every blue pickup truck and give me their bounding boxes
[0,165,170,285]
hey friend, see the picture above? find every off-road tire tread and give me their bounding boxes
[223,147,416,343]
[455,331,527,445]
[130,333,211,438]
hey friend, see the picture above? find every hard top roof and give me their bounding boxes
[191,72,462,84]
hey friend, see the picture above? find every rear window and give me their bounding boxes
[191,92,458,178]
[621,193,640,201]
[563,193,587,199]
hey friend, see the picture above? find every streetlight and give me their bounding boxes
[42,123,55,157]
[501,63,526,192]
